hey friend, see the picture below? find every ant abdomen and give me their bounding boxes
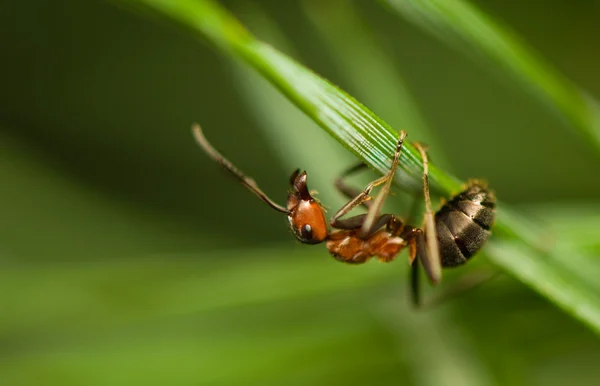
[435,182,496,267]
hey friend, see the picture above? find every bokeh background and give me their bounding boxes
[2,1,600,385]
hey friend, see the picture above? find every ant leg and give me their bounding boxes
[413,142,442,285]
[334,163,372,209]
[358,131,407,239]
[191,123,288,214]
[330,172,391,227]
[333,213,395,237]
[405,229,427,308]
[411,253,422,308]
[332,164,403,237]
[330,131,407,229]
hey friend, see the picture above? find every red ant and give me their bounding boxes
[192,123,496,307]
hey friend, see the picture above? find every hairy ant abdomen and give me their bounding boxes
[435,182,496,267]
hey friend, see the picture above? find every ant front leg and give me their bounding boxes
[330,165,390,229]
[334,163,372,209]
[330,163,384,235]
[330,131,408,239]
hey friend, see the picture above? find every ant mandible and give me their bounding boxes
[192,123,496,307]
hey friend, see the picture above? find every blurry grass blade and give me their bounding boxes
[377,299,494,386]
[302,0,452,168]
[380,0,600,153]
[528,203,600,251]
[115,0,600,336]
[487,241,600,334]
[2,276,404,385]
[0,248,398,338]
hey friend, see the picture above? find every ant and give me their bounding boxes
[192,123,496,307]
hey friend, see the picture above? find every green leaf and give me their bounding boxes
[380,0,600,153]
[114,0,600,335]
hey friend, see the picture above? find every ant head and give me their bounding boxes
[286,170,328,245]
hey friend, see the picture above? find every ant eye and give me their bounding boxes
[301,224,313,240]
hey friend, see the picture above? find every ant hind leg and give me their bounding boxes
[413,142,442,285]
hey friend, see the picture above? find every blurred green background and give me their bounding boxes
[1,1,600,385]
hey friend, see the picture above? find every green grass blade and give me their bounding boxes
[114,0,600,335]
[301,0,452,168]
[380,0,600,153]
[487,241,600,333]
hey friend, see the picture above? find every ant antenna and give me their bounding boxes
[191,123,289,214]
